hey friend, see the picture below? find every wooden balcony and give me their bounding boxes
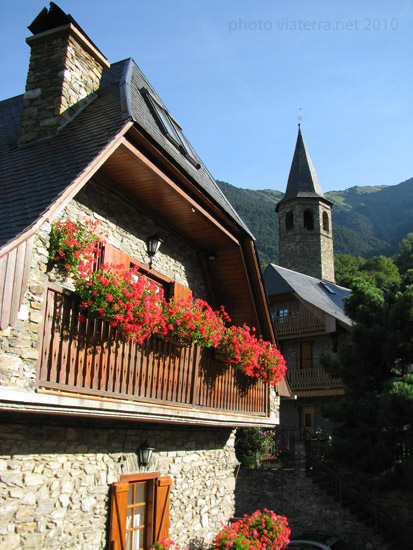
[274,312,325,337]
[287,368,344,395]
[37,285,269,419]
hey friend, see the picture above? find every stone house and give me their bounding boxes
[0,4,287,549]
[263,127,352,439]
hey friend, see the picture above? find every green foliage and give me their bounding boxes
[324,274,413,477]
[216,180,281,266]
[334,254,365,287]
[397,233,413,274]
[334,253,400,289]
[217,177,413,264]
[234,428,274,468]
[333,225,393,258]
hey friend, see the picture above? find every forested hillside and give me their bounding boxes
[217,177,413,266]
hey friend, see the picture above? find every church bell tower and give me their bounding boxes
[276,127,335,282]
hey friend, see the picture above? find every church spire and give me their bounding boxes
[276,127,331,210]
[275,126,335,283]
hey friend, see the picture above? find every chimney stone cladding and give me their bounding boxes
[19,24,109,145]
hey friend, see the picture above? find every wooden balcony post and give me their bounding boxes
[190,345,201,407]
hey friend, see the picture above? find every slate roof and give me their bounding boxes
[0,58,251,250]
[123,59,251,235]
[263,263,352,327]
[276,127,332,211]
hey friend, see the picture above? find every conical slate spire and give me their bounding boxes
[277,127,330,208]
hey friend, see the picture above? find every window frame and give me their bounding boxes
[140,87,201,169]
[322,210,330,232]
[303,209,314,230]
[100,243,193,303]
[285,210,294,231]
[109,472,172,550]
[297,342,313,370]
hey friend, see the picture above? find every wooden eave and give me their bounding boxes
[97,134,268,333]
[0,386,276,428]
[127,125,246,239]
[293,388,345,398]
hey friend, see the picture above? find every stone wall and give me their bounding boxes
[0,176,207,391]
[278,199,335,283]
[280,333,337,374]
[234,466,391,550]
[0,421,237,550]
[19,24,108,144]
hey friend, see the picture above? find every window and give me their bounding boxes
[276,307,288,323]
[101,243,193,302]
[140,87,201,169]
[297,343,312,370]
[319,281,336,295]
[109,472,172,550]
[285,210,294,231]
[322,211,329,232]
[303,209,314,230]
[300,406,315,435]
[274,299,300,322]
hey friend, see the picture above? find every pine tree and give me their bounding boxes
[323,273,413,479]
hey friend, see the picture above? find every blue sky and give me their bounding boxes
[1,0,412,192]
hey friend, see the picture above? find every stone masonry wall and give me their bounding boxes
[20,28,107,144]
[234,466,392,550]
[0,421,237,550]
[278,199,335,283]
[280,333,336,374]
[0,176,207,391]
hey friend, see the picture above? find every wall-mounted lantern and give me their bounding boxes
[146,235,163,269]
[137,441,154,467]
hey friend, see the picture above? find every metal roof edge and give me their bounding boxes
[119,58,134,121]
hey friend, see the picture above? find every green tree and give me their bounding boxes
[334,254,365,287]
[334,254,400,289]
[234,428,274,468]
[360,255,400,289]
[397,233,413,274]
[324,274,413,479]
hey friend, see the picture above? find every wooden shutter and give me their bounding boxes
[103,243,131,268]
[154,476,172,541]
[109,482,129,550]
[298,343,312,370]
[173,281,192,301]
[302,343,312,370]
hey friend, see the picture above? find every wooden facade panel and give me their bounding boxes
[0,237,34,330]
[0,246,16,329]
[38,286,268,416]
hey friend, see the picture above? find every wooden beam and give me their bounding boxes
[119,138,239,246]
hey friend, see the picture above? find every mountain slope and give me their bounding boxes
[217,177,413,265]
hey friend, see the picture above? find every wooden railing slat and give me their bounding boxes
[38,286,269,416]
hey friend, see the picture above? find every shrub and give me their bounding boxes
[235,428,275,468]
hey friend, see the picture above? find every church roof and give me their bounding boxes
[263,263,352,328]
[276,127,332,211]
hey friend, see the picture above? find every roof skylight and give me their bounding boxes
[140,87,200,169]
[320,281,336,295]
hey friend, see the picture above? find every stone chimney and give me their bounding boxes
[19,3,110,145]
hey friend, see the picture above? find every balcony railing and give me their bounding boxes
[38,285,268,416]
[287,368,343,391]
[274,312,325,336]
